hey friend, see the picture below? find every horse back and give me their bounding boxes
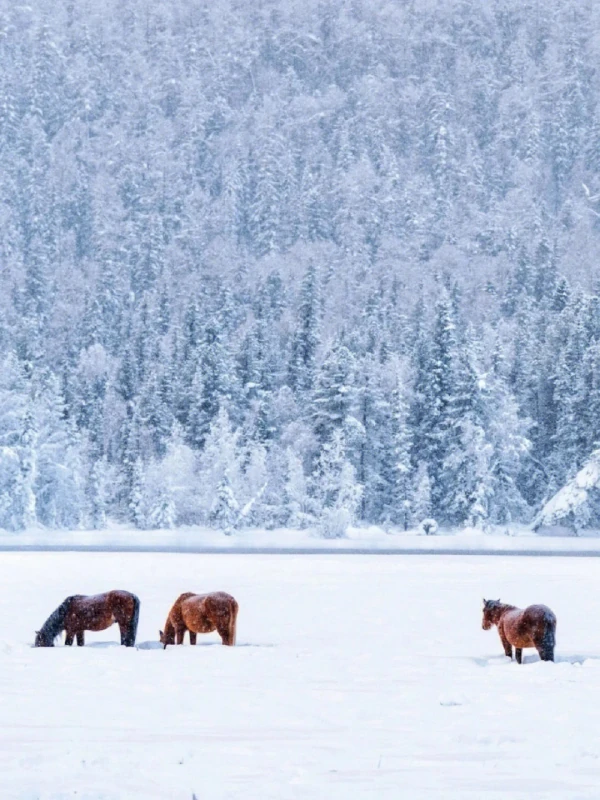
[524,604,556,625]
[204,591,237,618]
[180,591,237,632]
[524,604,556,638]
[503,604,555,646]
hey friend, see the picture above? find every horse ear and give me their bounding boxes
[496,598,500,603]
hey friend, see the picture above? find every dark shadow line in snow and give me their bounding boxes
[137,640,275,650]
[29,640,275,650]
[555,653,600,665]
[7,544,600,556]
[471,653,600,666]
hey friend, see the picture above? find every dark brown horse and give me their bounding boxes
[160,591,238,648]
[34,590,140,647]
[482,598,556,663]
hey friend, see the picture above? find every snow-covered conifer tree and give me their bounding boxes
[210,472,240,535]
[312,340,356,445]
[313,429,362,538]
[413,462,433,527]
[284,448,313,528]
[198,407,242,522]
[289,264,320,394]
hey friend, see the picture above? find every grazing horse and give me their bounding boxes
[482,598,556,663]
[160,591,238,648]
[34,590,140,648]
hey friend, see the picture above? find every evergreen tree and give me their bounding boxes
[412,462,433,526]
[313,429,362,538]
[386,377,414,529]
[311,340,356,445]
[289,264,320,394]
[210,472,240,535]
[87,457,108,530]
[284,448,314,528]
[198,407,242,522]
[129,457,146,529]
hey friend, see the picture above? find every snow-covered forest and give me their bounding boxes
[1,0,600,533]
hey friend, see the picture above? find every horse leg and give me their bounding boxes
[64,632,74,646]
[536,643,555,662]
[536,623,556,662]
[217,622,232,646]
[189,631,197,645]
[117,596,139,647]
[500,631,512,659]
[515,648,522,664]
[176,627,186,645]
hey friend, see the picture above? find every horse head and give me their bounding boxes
[34,629,54,647]
[159,630,173,649]
[482,598,501,630]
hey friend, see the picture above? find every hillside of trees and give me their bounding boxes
[1,0,600,533]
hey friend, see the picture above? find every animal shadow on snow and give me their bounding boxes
[136,640,275,650]
[29,640,123,649]
[30,640,275,650]
[472,653,600,667]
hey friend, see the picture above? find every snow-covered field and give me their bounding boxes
[2,552,600,799]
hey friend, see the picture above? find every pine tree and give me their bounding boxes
[313,429,362,538]
[412,462,433,527]
[289,264,320,394]
[484,367,532,525]
[387,377,414,529]
[239,442,269,527]
[311,340,356,445]
[130,458,146,529]
[284,448,313,528]
[198,407,242,522]
[414,297,462,520]
[210,472,240,535]
[87,457,108,530]
[20,408,37,529]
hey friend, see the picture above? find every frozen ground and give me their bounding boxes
[2,552,600,799]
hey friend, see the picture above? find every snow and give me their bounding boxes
[3,551,600,798]
[5,523,600,554]
[534,449,600,529]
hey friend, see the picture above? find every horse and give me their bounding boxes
[482,598,556,663]
[160,591,238,648]
[34,590,140,648]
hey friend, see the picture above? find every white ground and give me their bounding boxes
[1,553,600,799]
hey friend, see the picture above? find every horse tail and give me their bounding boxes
[124,594,140,647]
[539,611,556,662]
[228,598,238,646]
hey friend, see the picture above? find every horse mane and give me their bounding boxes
[38,595,78,643]
[485,599,516,613]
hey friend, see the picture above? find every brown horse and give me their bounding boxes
[34,590,140,647]
[160,591,238,648]
[482,598,556,663]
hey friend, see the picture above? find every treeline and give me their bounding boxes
[0,0,599,532]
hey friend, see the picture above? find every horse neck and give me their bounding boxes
[41,596,74,639]
[163,618,176,644]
